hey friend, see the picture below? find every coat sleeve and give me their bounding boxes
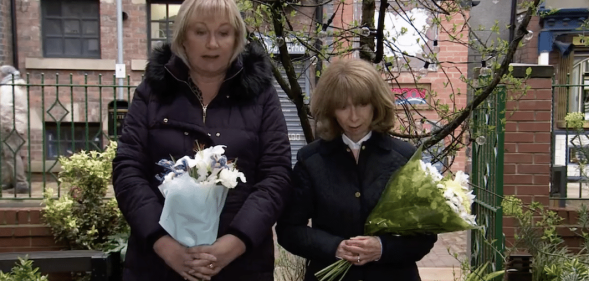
[376,233,437,264]
[226,86,292,251]
[276,155,345,263]
[112,84,168,248]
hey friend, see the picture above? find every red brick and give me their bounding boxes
[12,227,31,237]
[0,237,30,248]
[518,100,552,111]
[503,185,516,195]
[534,89,552,100]
[533,196,550,206]
[29,226,52,237]
[0,227,13,237]
[534,175,550,185]
[534,133,551,143]
[3,210,17,225]
[515,195,533,204]
[504,164,516,174]
[534,154,551,164]
[504,143,517,153]
[29,210,41,224]
[518,143,549,153]
[518,164,550,174]
[504,154,533,163]
[503,216,517,228]
[518,122,551,132]
[505,123,518,132]
[17,210,28,224]
[507,112,535,121]
[505,133,534,143]
[516,185,547,195]
[526,78,552,89]
[31,237,58,247]
[504,175,533,184]
[503,227,515,237]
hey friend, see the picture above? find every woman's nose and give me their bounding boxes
[206,35,219,49]
[349,107,359,121]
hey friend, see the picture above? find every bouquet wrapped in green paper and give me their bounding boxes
[315,146,479,281]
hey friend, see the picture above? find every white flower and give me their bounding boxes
[419,160,443,181]
[195,145,226,163]
[446,201,459,214]
[454,171,470,189]
[164,172,175,183]
[217,169,246,189]
[195,161,210,182]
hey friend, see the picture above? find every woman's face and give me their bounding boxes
[334,97,374,143]
[183,15,236,77]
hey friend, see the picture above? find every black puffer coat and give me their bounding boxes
[112,42,292,281]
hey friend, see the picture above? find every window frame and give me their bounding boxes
[40,0,101,59]
[147,0,183,53]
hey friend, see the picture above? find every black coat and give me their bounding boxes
[276,132,437,281]
[112,42,292,281]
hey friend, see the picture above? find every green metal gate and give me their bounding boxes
[470,85,506,274]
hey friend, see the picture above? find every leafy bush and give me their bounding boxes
[502,196,589,281]
[42,141,129,251]
[0,257,48,281]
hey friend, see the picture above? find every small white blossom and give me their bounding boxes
[217,169,246,189]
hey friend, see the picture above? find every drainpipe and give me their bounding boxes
[508,0,517,43]
[10,0,18,67]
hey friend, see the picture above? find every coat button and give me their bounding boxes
[362,146,366,150]
[355,192,361,198]
[184,132,189,136]
[207,133,211,137]
[346,148,351,152]
[163,118,168,123]
[216,133,221,137]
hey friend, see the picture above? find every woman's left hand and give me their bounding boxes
[341,236,382,266]
[187,234,246,276]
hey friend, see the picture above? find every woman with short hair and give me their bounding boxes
[276,58,437,281]
[112,0,292,280]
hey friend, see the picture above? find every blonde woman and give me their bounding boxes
[276,59,436,281]
[112,0,292,280]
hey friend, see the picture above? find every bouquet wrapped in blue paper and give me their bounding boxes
[316,146,478,281]
[155,145,246,247]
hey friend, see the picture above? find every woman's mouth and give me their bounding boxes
[202,55,219,60]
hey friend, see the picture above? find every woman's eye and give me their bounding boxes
[196,31,206,35]
[219,32,229,36]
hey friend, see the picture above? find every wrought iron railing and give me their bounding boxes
[551,81,589,208]
[0,73,138,200]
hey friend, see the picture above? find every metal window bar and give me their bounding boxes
[551,78,589,207]
[0,73,138,200]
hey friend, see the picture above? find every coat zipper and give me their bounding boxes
[164,66,243,124]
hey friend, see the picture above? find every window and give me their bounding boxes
[148,1,182,51]
[41,0,100,58]
[375,4,437,71]
[569,56,589,119]
[44,122,102,160]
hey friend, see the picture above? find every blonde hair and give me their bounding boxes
[311,59,396,141]
[171,0,247,67]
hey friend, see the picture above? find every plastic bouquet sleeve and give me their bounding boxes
[364,145,477,236]
[158,173,229,247]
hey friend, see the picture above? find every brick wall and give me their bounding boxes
[0,208,63,253]
[0,0,13,65]
[502,65,553,247]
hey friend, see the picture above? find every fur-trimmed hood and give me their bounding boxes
[143,42,274,101]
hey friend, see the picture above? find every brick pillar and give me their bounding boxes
[502,64,554,247]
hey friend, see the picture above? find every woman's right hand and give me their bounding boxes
[335,240,356,263]
[153,235,216,280]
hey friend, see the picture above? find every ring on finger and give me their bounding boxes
[209,263,214,269]
[357,255,360,263]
